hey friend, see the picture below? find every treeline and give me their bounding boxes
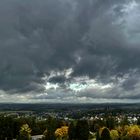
[0,115,48,139]
[1,115,140,140]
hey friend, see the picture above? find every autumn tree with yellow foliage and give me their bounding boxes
[55,126,68,140]
[127,125,140,140]
[17,124,32,140]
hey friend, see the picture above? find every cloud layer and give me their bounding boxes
[0,0,140,102]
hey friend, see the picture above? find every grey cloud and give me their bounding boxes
[33,88,74,100]
[122,77,138,91]
[48,76,67,84]
[0,0,140,101]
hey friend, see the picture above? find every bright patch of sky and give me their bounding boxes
[42,69,113,94]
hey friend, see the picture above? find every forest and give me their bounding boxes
[0,113,140,140]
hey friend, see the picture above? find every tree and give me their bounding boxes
[100,127,111,140]
[55,126,68,140]
[68,122,76,140]
[120,117,129,126]
[42,116,59,140]
[110,130,119,140]
[96,130,100,140]
[137,118,140,125]
[106,117,116,130]
[127,125,140,140]
[17,124,31,140]
[75,120,89,140]
[0,116,15,140]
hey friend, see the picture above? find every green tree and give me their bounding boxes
[96,130,100,140]
[0,116,15,140]
[120,117,129,126]
[137,118,140,125]
[68,122,76,140]
[100,127,111,140]
[106,117,116,130]
[43,116,59,140]
[75,120,89,140]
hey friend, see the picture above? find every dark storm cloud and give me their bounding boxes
[122,76,138,91]
[0,0,140,96]
[48,76,67,84]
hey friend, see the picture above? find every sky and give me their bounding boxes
[0,0,140,103]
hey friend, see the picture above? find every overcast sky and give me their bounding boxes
[0,0,140,103]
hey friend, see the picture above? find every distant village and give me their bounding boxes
[1,105,140,140]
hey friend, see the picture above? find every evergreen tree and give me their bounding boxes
[100,127,111,140]
[96,130,100,140]
[43,116,58,140]
[120,117,129,126]
[106,117,116,130]
[0,116,15,140]
[137,117,140,125]
[68,122,76,140]
[75,120,89,140]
